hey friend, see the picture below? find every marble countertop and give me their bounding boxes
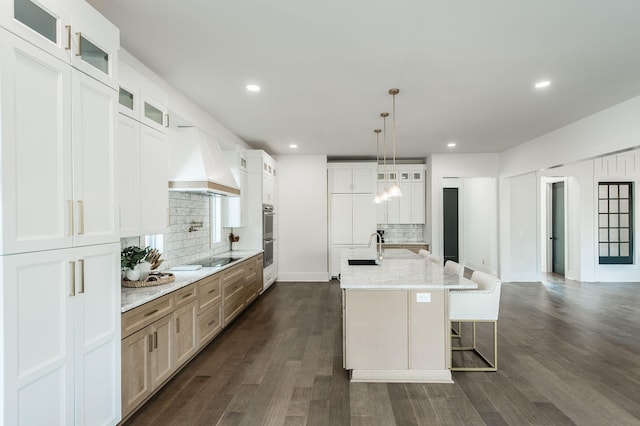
[339,248,477,290]
[121,250,262,313]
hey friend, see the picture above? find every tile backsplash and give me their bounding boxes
[120,192,231,269]
[377,224,425,243]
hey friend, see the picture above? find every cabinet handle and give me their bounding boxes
[68,200,74,236]
[208,289,216,294]
[153,331,158,349]
[181,294,191,299]
[65,25,71,50]
[208,320,217,327]
[78,259,85,293]
[69,261,76,297]
[77,201,84,235]
[144,309,159,317]
[148,334,153,353]
[75,32,82,56]
[165,113,170,128]
[176,318,180,333]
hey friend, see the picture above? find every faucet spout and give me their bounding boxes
[368,232,383,262]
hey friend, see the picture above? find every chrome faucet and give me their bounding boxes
[368,232,383,262]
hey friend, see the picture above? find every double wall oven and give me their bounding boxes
[262,204,275,267]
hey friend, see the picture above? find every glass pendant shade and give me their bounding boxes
[388,183,403,197]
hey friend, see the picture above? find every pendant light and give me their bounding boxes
[373,128,383,204]
[387,88,403,198]
[380,112,390,201]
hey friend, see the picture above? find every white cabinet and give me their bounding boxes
[328,163,376,193]
[116,62,170,238]
[1,0,119,89]
[376,167,425,224]
[1,243,121,425]
[0,31,118,255]
[224,148,248,228]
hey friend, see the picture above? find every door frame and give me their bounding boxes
[541,177,568,273]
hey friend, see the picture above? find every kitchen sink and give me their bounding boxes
[348,259,379,266]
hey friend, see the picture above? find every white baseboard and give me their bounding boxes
[277,271,329,282]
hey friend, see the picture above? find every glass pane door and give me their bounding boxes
[14,0,57,43]
[78,34,108,74]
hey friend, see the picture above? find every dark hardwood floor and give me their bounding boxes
[124,279,640,426]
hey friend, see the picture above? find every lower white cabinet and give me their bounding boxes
[1,243,121,425]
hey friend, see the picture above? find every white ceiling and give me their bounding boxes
[87,0,640,158]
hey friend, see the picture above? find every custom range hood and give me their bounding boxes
[168,126,240,196]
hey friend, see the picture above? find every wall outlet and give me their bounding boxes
[416,293,431,303]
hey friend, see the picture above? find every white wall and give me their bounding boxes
[119,49,250,151]
[500,95,640,178]
[427,154,500,273]
[500,172,539,282]
[463,178,498,275]
[275,155,328,281]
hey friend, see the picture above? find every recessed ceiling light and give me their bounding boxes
[534,80,551,89]
[289,144,298,149]
[246,84,261,92]
[447,142,457,148]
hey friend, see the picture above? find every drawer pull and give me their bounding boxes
[153,331,158,349]
[176,318,180,333]
[208,320,217,327]
[148,334,153,353]
[181,294,191,299]
[208,289,217,294]
[144,309,159,317]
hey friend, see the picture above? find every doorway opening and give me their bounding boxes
[443,187,459,264]
[541,177,567,277]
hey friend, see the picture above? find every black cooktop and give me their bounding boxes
[195,256,242,268]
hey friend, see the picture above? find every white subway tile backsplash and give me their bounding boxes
[377,224,425,243]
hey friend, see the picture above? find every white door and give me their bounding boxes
[140,124,170,235]
[72,70,118,246]
[352,194,376,244]
[117,114,141,237]
[2,248,75,425]
[0,32,73,254]
[73,243,121,426]
[330,194,353,245]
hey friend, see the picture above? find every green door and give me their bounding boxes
[552,182,565,275]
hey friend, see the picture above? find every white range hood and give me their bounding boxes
[168,127,240,196]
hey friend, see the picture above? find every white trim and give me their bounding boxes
[350,369,453,383]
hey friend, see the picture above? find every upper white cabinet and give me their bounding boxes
[328,163,376,194]
[224,147,248,228]
[1,243,121,425]
[1,0,119,89]
[376,166,426,224]
[0,30,118,255]
[117,61,170,237]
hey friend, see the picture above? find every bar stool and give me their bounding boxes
[428,254,442,265]
[444,260,464,276]
[449,271,502,371]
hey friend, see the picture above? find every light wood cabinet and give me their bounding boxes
[2,243,121,425]
[174,301,198,366]
[223,263,246,325]
[121,313,174,418]
[121,254,264,419]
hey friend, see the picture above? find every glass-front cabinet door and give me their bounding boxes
[0,0,70,63]
[69,15,119,89]
[140,93,169,133]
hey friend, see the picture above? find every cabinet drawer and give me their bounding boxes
[122,295,174,338]
[223,290,245,325]
[198,302,222,346]
[198,274,222,313]
[223,269,245,301]
[174,284,197,308]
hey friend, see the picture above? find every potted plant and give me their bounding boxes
[121,246,150,281]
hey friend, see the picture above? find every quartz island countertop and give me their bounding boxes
[339,248,476,290]
[121,250,262,312]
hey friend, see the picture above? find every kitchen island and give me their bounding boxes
[340,249,476,383]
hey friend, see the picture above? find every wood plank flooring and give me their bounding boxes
[123,279,640,426]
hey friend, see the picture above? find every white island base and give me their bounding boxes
[343,288,453,383]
